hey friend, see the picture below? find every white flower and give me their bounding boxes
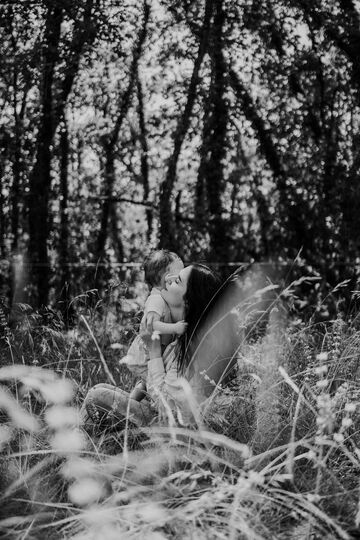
[0,425,12,450]
[110,343,122,350]
[345,403,357,413]
[41,380,74,404]
[247,470,265,486]
[315,365,328,375]
[62,457,98,479]
[341,417,353,428]
[316,352,328,362]
[316,379,328,389]
[68,477,105,506]
[45,406,80,429]
[306,450,317,461]
[333,433,344,443]
[137,502,167,523]
[51,428,85,455]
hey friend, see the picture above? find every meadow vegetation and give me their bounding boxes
[1,275,360,540]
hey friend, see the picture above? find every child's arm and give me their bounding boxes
[153,319,187,336]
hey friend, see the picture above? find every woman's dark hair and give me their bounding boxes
[177,263,222,374]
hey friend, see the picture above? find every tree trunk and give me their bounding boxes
[229,69,284,181]
[95,0,149,267]
[58,118,74,326]
[28,2,63,307]
[159,0,214,250]
[110,203,125,262]
[28,0,97,307]
[228,68,294,254]
[137,74,152,241]
[195,83,212,234]
[96,142,115,263]
[204,0,228,260]
[10,67,22,252]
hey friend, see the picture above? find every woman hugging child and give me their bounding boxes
[120,249,187,401]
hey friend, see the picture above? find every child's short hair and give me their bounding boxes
[143,250,180,288]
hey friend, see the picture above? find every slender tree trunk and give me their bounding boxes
[58,118,73,325]
[175,190,182,253]
[59,119,69,277]
[228,68,295,254]
[229,69,284,180]
[204,0,228,260]
[95,1,149,267]
[96,142,115,263]
[137,74,152,241]
[194,0,228,260]
[159,0,214,250]
[195,86,212,233]
[340,149,360,266]
[110,204,125,262]
[11,68,22,252]
[28,2,63,307]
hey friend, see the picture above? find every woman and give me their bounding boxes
[81,264,239,427]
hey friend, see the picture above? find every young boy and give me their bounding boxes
[120,250,186,401]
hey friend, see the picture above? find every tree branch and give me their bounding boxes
[159,0,215,249]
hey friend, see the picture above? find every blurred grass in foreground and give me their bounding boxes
[0,278,360,539]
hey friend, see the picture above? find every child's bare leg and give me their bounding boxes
[129,379,147,402]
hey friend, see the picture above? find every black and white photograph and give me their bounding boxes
[1,0,360,538]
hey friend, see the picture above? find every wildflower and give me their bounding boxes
[316,352,328,362]
[62,457,98,479]
[68,477,106,506]
[41,380,74,404]
[345,403,356,413]
[341,417,353,428]
[45,406,79,429]
[333,433,345,443]
[51,428,85,455]
[137,502,167,523]
[304,342,313,363]
[0,425,12,450]
[110,343,122,350]
[316,379,328,389]
[315,365,328,375]
[305,450,317,461]
[247,470,265,486]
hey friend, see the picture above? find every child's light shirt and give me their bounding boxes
[120,287,172,373]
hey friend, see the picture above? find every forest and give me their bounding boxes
[2,0,360,539]
[1,0,360,309]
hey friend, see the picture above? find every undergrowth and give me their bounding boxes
[0,281,360,539]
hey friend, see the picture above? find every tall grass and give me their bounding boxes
[0,280,360,539]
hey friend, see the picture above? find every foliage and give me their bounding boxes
[0,0,360,306]
[1,278,360,537]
